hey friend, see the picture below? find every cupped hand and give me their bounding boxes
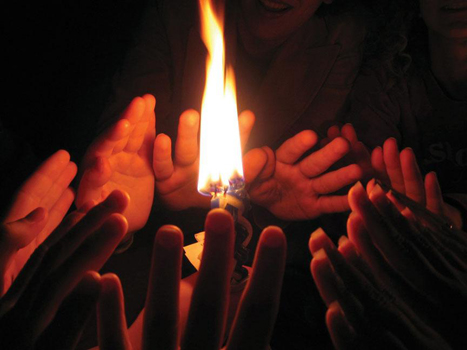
[97,209,286,350]
[247,130,363,220]
[370,137,462,228]
[347,182,467,349]
[153,110,255,211]
[308,226,451,350]
[0,190,129,350]
[0,149,77,295]
[76,95,156,233]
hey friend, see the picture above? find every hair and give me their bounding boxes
[360,0,430,84]
[316,0,356,17]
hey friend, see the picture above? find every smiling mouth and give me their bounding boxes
[258,0,292,13]
[441,2,467,12]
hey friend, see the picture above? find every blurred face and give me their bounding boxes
[240,0,327,41]
[420,0,467,38]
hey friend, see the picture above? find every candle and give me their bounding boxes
[196,0,252,284]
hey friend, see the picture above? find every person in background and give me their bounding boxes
[346,0,467,230]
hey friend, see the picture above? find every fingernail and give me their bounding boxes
[313,248,327,260]
[338,235,349,246]
[311,227,326,241]
[156,225,183,248]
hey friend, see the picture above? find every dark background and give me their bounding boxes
[1,1,150,206]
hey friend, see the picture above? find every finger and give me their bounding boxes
[37,187,75,244]
[327,125,341,140]
[276,130,318,164]
[382,138,405,193]
[0,202,96,310]
[311,164,362,194]
[369,185,457,281]
[227,227,286,350]
[35,271,102,350]
[25,213,128,339]
[326,301,356,350]
[153,134,174,181]
[98,273,132,350]
[424,172,444,215]
[315,195,351,214]
[400,148,425,205]
[300,137,350,178]
[311,248,341,306]
[353,142,374,180]
[309,227,335,254]
[5,150,72,221]
[349,183,425,282]
[143,226,183,350]
[2,207,48,249]
[125,94,156,153]
[371,147,390,185]
[242,148,268,184]
[182,209,235,350]
[76,156,113,203]
[341,124,359,145]
[88,118,132,158]
[238,110,255,151]
[175,109,200,166]
[38,162,77,211]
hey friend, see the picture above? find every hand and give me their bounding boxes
[0,190,129,350]
[0,150,77,295]
[153,110,255,211]
[347,182,467,349]
[97,209,286,350]
[370,137,462,228]
[308,227,451,350]
[76,95,156,233]
[247,130,363,220]
[323,124,374,181]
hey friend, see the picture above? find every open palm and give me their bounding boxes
[248,130,363,220]
[76,95,156,233]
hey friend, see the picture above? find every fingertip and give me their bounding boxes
[205,209,234,237]
[103,190,130,212]
[180,109,200,127]
[309,227,328,255]
[331,136,351,154]
[155,133,172,152]
[299,130,318,148]
[260,226,286,249]
[100,272,122,292]
[156,225,184,249]
[102,213,128,239]
[142,94,156,110]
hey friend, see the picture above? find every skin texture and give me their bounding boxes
[97,209,287,350]
[248,129,363,220]
[76,95,156,235]
[238,0,333,55]
[345,182,467,349]
[0,190,129,350]
[308,226,452,350]
[420,0,467,38]
[0,150,77,295]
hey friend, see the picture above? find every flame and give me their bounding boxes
[197,0,244,196]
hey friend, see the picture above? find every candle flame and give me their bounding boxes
[197,0,244,196]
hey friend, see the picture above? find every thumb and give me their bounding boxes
[2,207,48,249]
[243,147,271,184]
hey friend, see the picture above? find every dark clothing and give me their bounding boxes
[346,66,467,217]
[84,1,367,349]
